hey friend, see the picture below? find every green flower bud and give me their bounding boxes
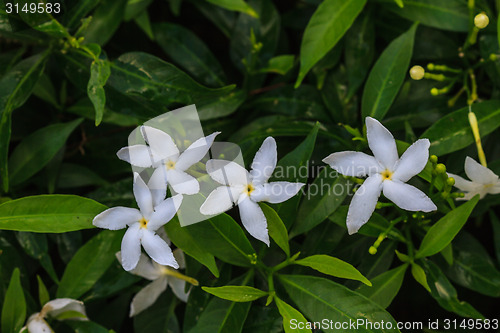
[429,155,438,164]
[369,246,377,255]
[474,13,489,29]
[435,163,446,174]
[410,65,425,80]
[446,177,455,186]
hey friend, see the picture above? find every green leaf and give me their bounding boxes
[15,232,58,283]
[202,286,267,302]
[259,203,289,256]
[278,275,399,332]
[83,0,126,45]
[259,55,295,75]
[63,0,101,29]
[274,296,311,333]
[124,0,153,21]
[361,23,417,120]
[88,60,111,126]
[295,0,366,87]
[1,268,26,333]
[490,212,500,264]
[8,118,82,186]
[205,0,258,18]
[295,254,372,286]
[67,321,110,333]
[357,264,408,309]
[416,196,479,259]
[0,195,106,232]
[411,263,430,292]
[37,275,50,307]
[57,230,122,299]
[16,1,69,38]
[421,100,500,156]
[197,90,246,120]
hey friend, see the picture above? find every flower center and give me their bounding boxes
[245,184,255,195]
[165,160,176,170]
[160,267,199,286]
[381,169,393,181]
[139,217,148,229]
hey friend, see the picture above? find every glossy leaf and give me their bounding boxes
[1,268,26,333]
[202,286,268,302]
[259,55,295,75]
[83,0,126,45]
[361,23,417,120]
[206,0,258,18]
[260,203,289,256]
[0,195,106,233]
[88,60,111,126]
[411,262,430,292]
[357,264,408,309]
[274,296,311,333]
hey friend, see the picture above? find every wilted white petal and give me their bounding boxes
[93,207,142,230]
[383,180,437,212]
[26,315,53,333]
[238,197,269,246]
[393,139,430,182]
[117,145,154,168]
[206,160,249,186]
[250,137,277,186]
[200,186,242,215]
[251,182,304,204]
[148,168,167,208]
[366,117,399,170]
[464,156,499,184]
[134,173,154,218]
[43,298,87,321]
[142,126,180,161]
[117,252,161,280]
[173,248,186,269]
[148,195,183,231]
[141,230,178,269]
[168,276,190,303]
[322,151,381,177]
[121,224,143,271]
[447,173,478,192]
[176,132,220,171]
[168,169,200,195]
[346,174,383,235]
[129,277,168,317]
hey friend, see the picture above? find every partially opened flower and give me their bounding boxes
[21,298,87,333]
[200,137,304,245]
[117,126,219,195]
[117,248,197,317]
[93,173,182,271]
[448,156,500,200]
[323,117,437,234]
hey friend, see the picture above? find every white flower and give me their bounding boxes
[93,172,182,271]
[323,117,437,234]
[448,156,500,200]
[21,298,87,333]
[117,126,220,195]
[200,137,305,245]
[117,248,197,317]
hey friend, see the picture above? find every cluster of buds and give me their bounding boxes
[429,155,464,200]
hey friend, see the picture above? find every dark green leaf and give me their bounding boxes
[37,275,50,307]
[88,60,111,126]
[67,321,110,333]
[259,55,295,75]
[260,203,289,256]
[16,232,58,283]
[206,0,258,18]
[63,0,101,29]
[83,0,126,45]
[1,268,26,333]
[491,212,500,264]
[357,264,408,309]
[124,0,153,21]
[274,296,311,333]
[202,285,267,302]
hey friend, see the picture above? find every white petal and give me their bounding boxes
[464,156,499,184]
[129,277,168,317]
[93,207,142,230]
[121,224,143,271]
[148,168,167,208]
[141,230,178,269]
[175,132,220,171]
[142,126,179,161]
[322,151,381,177]
[148,195,183,231]
[169,277,190,302]
[346,174,383,235]
[206,159,249,186]
[200,186,242,215]
[117,252,161,280]
[43,298,87,320]
[250,182,305,204]
[447,173,478,192]
[250,137,277,186]
[238,198,269,246]
[489,183,500,194]
[134,173,154,218]
[173,248,186,269]
[117,145,154,168]
[27,316,53,333]
[393,139,430,182]
[366,117,399,169]
[383,180,437,212]
[168,169,200,195]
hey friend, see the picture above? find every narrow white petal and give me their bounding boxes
[134,173,154,218]
[168,169,200,195]
[129,277,168,317]
[117,252,161,280]
[43,298,87,320]
[142,126,180,161]
[393,139,430,182]
[322,151,381,177]
[148,195,183,231]
[169,277,190,302]
[464,156,499,184]
[148,168,167,208]
[238,198,269,246]
[200,186,242,215]
[447,173,478,192]
[27,316,53,333]
[121,224,143,271]
[117,145,154,168]
[250,182,305,204]
[250,137,277,186]
[176,132,220,171]
[489,183,500,194]
[206,159,249,186]
[93,207,142,230]
[366,117,399,169]
[142,230,178,269]
[383,180,437,212]
[346,174,383,235]
[173,248,186,269]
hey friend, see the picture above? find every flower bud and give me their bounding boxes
[369,246,377,255]
[429,155,438,164]
[430,88,439,96]
[446,177,455,186]
[435,163,446,174]
[474,13,489,29]
[410,65,425,80]
[427,63,435,71]
[490,54,497,61]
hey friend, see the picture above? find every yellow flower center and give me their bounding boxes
[139,217,148,229]
[165,160,176,170]
[245,184,255,195]
[381,169,393,181]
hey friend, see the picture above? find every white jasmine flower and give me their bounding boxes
[21,298,87,333]
[93,173,182,271]
[323,117,437,234]
[117,248,197,317]
[448,156,500,200]
[200,137,305,245]
[117,126,220,195]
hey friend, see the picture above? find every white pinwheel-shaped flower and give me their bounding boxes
[448,156,500,200]
[93,173,182,271]
[117,248,197,317]
[21,298,87,333]
[323,117,437,234]
[200,137,305,245]
[117,126,219,195]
